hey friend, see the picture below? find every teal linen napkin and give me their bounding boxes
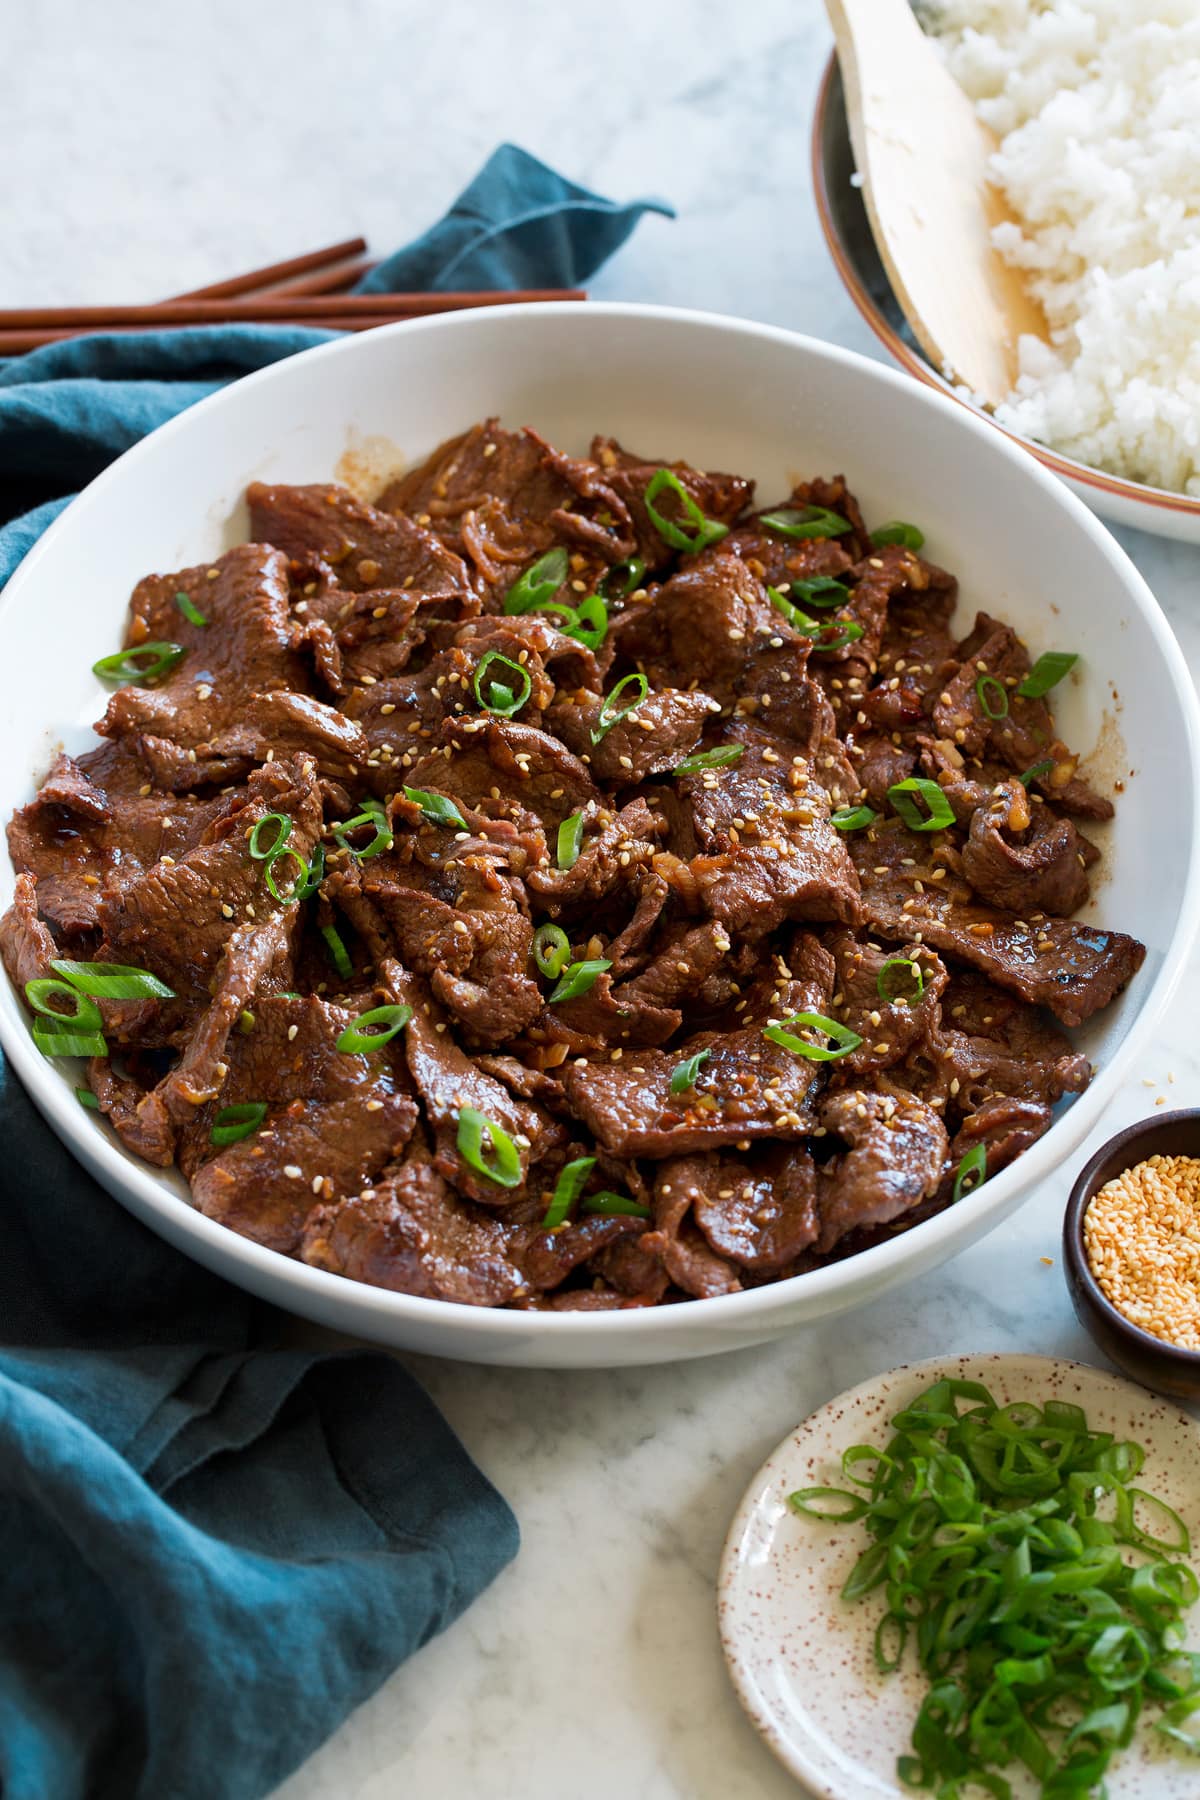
[0,143,669,1800]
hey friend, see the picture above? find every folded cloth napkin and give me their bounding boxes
[0,142,671,582]
[0,144,669,1800]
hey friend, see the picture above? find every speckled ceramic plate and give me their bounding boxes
[718,1354,1200,1798]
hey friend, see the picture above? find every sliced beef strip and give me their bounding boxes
[95,756,323,1010]
[547,685,718,785]
[89,905,298,1166]
[941,1096,1054,1201]
[559,932,835,1158]
[0,871,58,990]
[535,967,682,1057]
[614,548,810,708]
[933,613,1113,821]
[378,421,586,563]
[588,435,753,575]
[667,1144,820,1275]
[525,798,662,913]
[678,723,861,937]
[180,994,418,1254]
[824,930,948,1078]
[816,1087,949,1253]
[303,1135,525,1305]
[864,564,960,734]
[642,1169,742,1299]
[325,587,470,690]
[452,611,601,696]
[822,544,933,670]
[386,962,555,1204]
[96,544,367,786]
[935,972,1092,1113]
[719,521,855,594]
[961,778,1090,915]
[403,717,601,840]
[847,735,917,812]
[334,830,542,1048]
[849,819,1144,1029]
[427,853,542,1048]
[247,480,471,595]
[7,740,229,937]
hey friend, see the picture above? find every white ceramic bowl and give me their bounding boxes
[2,303,1197,1367]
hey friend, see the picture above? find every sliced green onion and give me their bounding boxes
[976,674,1009,720]
[790,575,851,609]
[504,547,569,616]
[263,847,308,905]
[591,671,648,743]
[952,1141,988,1202]
[669,1049,710,1095]
[541,1156,596,1230]
[643,467,729,553]
[174,590,208,627]
[474,649,532,717]
[402,786,467,830]
[888,777,956,833]
[565,592,608,651]
[211,1101,268,1146]
[238,1009,255,1034]
[75,1085,100,1110]
[1019,759,1055,789]
[249,812,291,861]
[32,1022,108,1059]
[557,811,585,869]
[92,641,186,684]
[870,520,925,550]
[767,587,864,652]
[582,1190,652,1219]
[673,744,744,777]
[335,1003,412,1054]
[456,1106,522,1188]
[532,923,571,979]
[25,978,103,1029]
[1018,652,1078,700]
[330,799,392,862]
[548,958,611,1004]
[320,923,353,979]
[291,842,324,901]
[831,805,878,831]
[762,1010,862,1060]
[597,556,646,599]
[49,959,174,1000]
[876,958,925,1005]
[810,619,864,654]
[787,1376,1198,1795]
[759,504,851,541]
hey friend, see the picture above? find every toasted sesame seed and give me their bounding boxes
[284,1165,303,1180]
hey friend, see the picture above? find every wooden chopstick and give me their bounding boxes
[0,292,583,328]
[252,256,377,297]
[167,237,369,301]
[0,294,586,355]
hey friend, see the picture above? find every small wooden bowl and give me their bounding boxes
[1063,1111,1200,1401]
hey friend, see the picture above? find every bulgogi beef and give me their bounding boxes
[2,420,1144,1309]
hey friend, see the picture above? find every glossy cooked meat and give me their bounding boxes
[2,419,1144,1309]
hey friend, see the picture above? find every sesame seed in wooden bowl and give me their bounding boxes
[1064,1111,1200,1401]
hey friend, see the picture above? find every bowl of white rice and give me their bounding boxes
[813,1,1200,544]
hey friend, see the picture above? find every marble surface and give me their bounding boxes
[7,3,1200,1796]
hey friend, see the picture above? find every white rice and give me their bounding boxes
[920,1,1200,495]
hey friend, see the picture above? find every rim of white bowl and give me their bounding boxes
[3,301,1198,1342]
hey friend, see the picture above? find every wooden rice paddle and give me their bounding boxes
[825,0,1048,407]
